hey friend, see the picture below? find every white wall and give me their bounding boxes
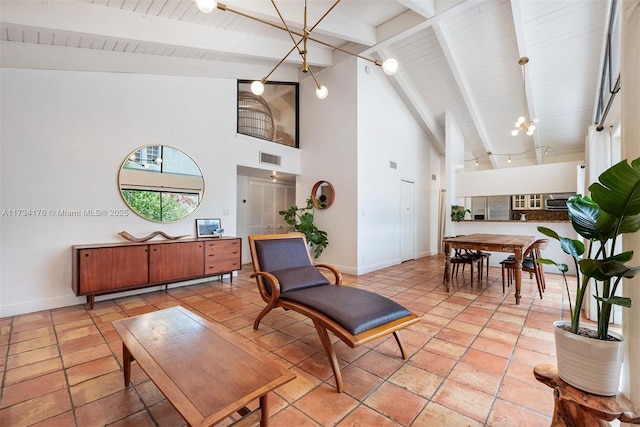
[299,58,359,272]
[357,59,440,272]
[445,110,466,237]
[455,161,583,197]
[0,68,301,316]
[300,58,440,274]
[620,0,640,408]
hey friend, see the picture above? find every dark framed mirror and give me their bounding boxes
[118,145,205,223]
[311,181,335,209]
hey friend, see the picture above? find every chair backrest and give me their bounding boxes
[252,234,313,272]
[526,239,549,260]
[248,233,329,294]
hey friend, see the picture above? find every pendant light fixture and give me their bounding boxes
[195,0,399,99]
[511,57,538,136]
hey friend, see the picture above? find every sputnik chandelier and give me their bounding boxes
[195,0,399,99]
[511,57,538,136]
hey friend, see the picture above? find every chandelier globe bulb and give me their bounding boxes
[250,80,265,96]
[196,0,217,13]
[316,85,328,99]
[382,58,399,76]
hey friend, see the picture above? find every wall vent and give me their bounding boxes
[260,152,281,166]
[389,161,397,169]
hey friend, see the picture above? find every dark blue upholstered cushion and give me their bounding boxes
[272,266,330,293]
[255,238,312,271]
[280,285,412,335]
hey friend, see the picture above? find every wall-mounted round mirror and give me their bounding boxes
[118,145,205,223]
[311,180,335,209]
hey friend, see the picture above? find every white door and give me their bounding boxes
[248,179,296,235]
[400,180,415,262]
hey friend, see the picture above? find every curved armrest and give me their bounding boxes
[250,271,282,301]
[315,263,343,285]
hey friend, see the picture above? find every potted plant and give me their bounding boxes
[451,205,470,222]
[537,157,640,396]
[279,197,329,258]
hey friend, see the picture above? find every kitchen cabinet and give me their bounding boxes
[512,194,543,210]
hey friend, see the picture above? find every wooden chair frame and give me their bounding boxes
[501,239,548,298]
[248,233,420,393]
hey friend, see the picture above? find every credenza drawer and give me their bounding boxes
[205,260,241,274]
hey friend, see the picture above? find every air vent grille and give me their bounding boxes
[260,152,281,166]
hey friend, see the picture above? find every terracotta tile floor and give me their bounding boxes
[1,254,580,426]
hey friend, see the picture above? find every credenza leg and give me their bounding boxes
[86,295,95,310]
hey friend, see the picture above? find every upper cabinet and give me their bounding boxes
[512,194,543,210]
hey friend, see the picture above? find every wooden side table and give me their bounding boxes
[534,364,640,426]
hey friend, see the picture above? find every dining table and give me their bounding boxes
[443,233,536,305]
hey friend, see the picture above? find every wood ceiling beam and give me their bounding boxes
[433,20,499,169]
[0,0,333,67]
[379,46,445,154]
[394,0,436,19]
[220,0,378,46]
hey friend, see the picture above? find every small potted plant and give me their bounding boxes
[451,205,470,222]
[279,197,329,258]
[537,157,640,396]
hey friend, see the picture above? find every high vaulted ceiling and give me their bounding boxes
[1,0,618,169]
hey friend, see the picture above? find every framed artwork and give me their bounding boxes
[237,80,299,148]
[196,218,222,238]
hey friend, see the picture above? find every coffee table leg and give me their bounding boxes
[123,343,132,387]
[260,394,268,427]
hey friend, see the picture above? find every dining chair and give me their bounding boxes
[500,239,548,298]
[443,236,482,285]
[474,250,491,278]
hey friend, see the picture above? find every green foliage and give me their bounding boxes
[451,205,470,222]
[279,198,329,258]
[537,157,640,340]
[123,190,197,222]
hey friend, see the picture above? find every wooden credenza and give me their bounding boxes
[72,237,241,309]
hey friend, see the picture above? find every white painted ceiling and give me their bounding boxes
[1,0,617,169]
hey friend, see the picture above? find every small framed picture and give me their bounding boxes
[196,218,222,238]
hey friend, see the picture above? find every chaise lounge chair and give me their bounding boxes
[248,233,420,393]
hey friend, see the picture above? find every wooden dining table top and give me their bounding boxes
[443,234,536,252]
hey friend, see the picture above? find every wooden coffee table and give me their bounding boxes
[112,306,296,426]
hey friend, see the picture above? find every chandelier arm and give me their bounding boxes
[523,64,527,121]
[306,66,321,88]
[261,43,300,82]
[306,36,382,66]
[218,2,381,68]
[220,4,302,37]
[270,0,302,52]
[307,0,343,33]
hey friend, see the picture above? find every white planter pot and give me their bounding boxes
[553,320,625,396]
